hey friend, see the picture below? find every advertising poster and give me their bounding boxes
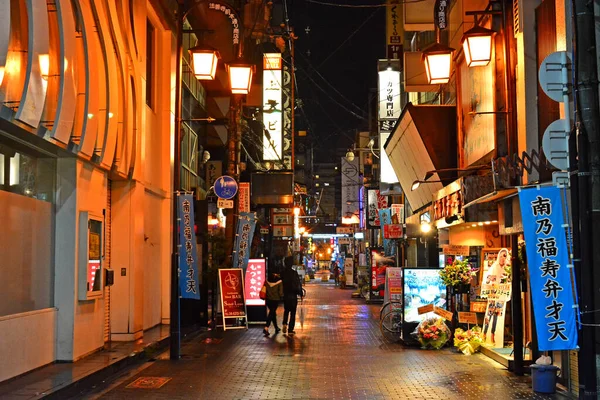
[384,267,402,303]
[344,257,354,286]
[403,269,447,323]
[370,248,394,300]
[479,248,511,348]
[378,208,395,256]
[218,268,248,330]
[367,189,388,228]
[245,259,266,306]
[519,186,578,350]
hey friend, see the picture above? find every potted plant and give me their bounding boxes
[439,258,475,293]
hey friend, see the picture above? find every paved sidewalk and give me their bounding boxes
[89,282,572,400]
[0,325,206,400]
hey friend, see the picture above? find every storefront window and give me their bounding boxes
[0,144,56,317]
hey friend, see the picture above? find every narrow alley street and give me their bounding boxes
[78,282,569,400]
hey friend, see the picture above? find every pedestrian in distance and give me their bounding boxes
[281,256,303,335]
[263,272,284,336]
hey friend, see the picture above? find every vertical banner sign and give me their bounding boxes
[177,193,200,299]
[341,157,361,218]
[205,161,222,187]
[367,189,388,228]
[378,208,394,256]
[384,267,403,304]
[344,257,354,286]
[519,187,578,351]
[232,212,257,270]
[391,203,404,223]
[386,0,404,60]
[238,182,250,213]
[218,268,248,331]
[245,259,266,306]
[378,60,401,191]
[282,55,293,170]
[263,53,283,161]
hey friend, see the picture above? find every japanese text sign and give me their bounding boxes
[367,190,388,228]
[379,208,394,256]
[245,259,266,306]
[238,182,250,213]
[232,212,257,269]
[177,194,199,300]
[519,187,577,351]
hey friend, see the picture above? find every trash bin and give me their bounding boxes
[530,364,560,394]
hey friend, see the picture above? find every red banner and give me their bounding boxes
[218,269,246,318]
[245,259,266,306]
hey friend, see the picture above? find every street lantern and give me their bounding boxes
[189,46,220,80]
[422,43,454,84]
[228,62,254,94]
[461,25,495,67]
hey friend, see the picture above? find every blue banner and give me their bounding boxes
[378,208,395,256]
[232,212,257,269]
[519,186,577,351]
[177,193,200,300]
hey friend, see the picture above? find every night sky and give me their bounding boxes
[287,0,387,160]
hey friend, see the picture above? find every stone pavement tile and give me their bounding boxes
[96,282,571,400]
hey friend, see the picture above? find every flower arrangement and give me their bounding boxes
[439,258,475,287]
[453,326,484,355]
[413,317,451,349]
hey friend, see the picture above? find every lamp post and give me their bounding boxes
[171,0,253,360]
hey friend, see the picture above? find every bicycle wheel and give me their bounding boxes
[380,300,403,320]
[360,284,369,299]
[380,310,403,343]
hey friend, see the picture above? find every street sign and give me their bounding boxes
[542,118,570,171]
[217,199,234,209]
[539,51,571,103]
[214,175,238,199]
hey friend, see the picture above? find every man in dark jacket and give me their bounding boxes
[281,256,302,335]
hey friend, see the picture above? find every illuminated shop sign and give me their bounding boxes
[263,53,282,160]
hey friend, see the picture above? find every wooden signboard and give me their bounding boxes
[417,304,434,314]
[433,307,454,321]
[458,312,478,324]
[218,268,248,331]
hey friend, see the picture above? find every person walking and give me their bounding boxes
[282,256,303,335]
[263,272,284,336]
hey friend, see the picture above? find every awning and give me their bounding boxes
[384,103,457,211]
[462,188,518,209]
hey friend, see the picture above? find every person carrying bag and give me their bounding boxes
[263,272,284,336]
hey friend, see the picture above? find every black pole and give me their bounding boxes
[170,0,185,360]
[574,0,599,396]
[511,234,523,375]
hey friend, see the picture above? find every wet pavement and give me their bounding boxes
[82,281,571,400]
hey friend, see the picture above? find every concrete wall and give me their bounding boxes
[0,309,57,382]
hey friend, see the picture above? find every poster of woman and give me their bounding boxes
[480,248,511,348]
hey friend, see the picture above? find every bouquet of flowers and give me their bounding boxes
[412,317,451,349]
[439,258,475,287]
[453,326,484,355]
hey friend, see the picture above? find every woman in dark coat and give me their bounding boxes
[264,272,284,335]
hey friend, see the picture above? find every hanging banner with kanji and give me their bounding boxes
[519,186,578,351]
[378,208,395,256]
[232,212,257,270]
[177,193,200,300]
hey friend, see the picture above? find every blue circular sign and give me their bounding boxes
[214,175,238,200]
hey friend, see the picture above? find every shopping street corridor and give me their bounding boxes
[76,281,569,400]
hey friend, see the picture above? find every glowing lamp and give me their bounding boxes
[0,66,4,86]
[461,25,495,67]
[189,46,220,80]
[39,54,50,80]
[422,43,454,84]
[228,62,254,94]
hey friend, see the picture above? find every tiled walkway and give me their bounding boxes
[90,282,571,400]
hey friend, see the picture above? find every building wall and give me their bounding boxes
[0,0,174,380]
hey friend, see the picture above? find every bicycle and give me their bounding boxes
[379,300,403,320]
[380,308,403,343]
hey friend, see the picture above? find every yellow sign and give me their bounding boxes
[89,232,100,259]
[433,307,454,321]
[458,312,478,324]
[386,0,403,46]
[417,304,434,314]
